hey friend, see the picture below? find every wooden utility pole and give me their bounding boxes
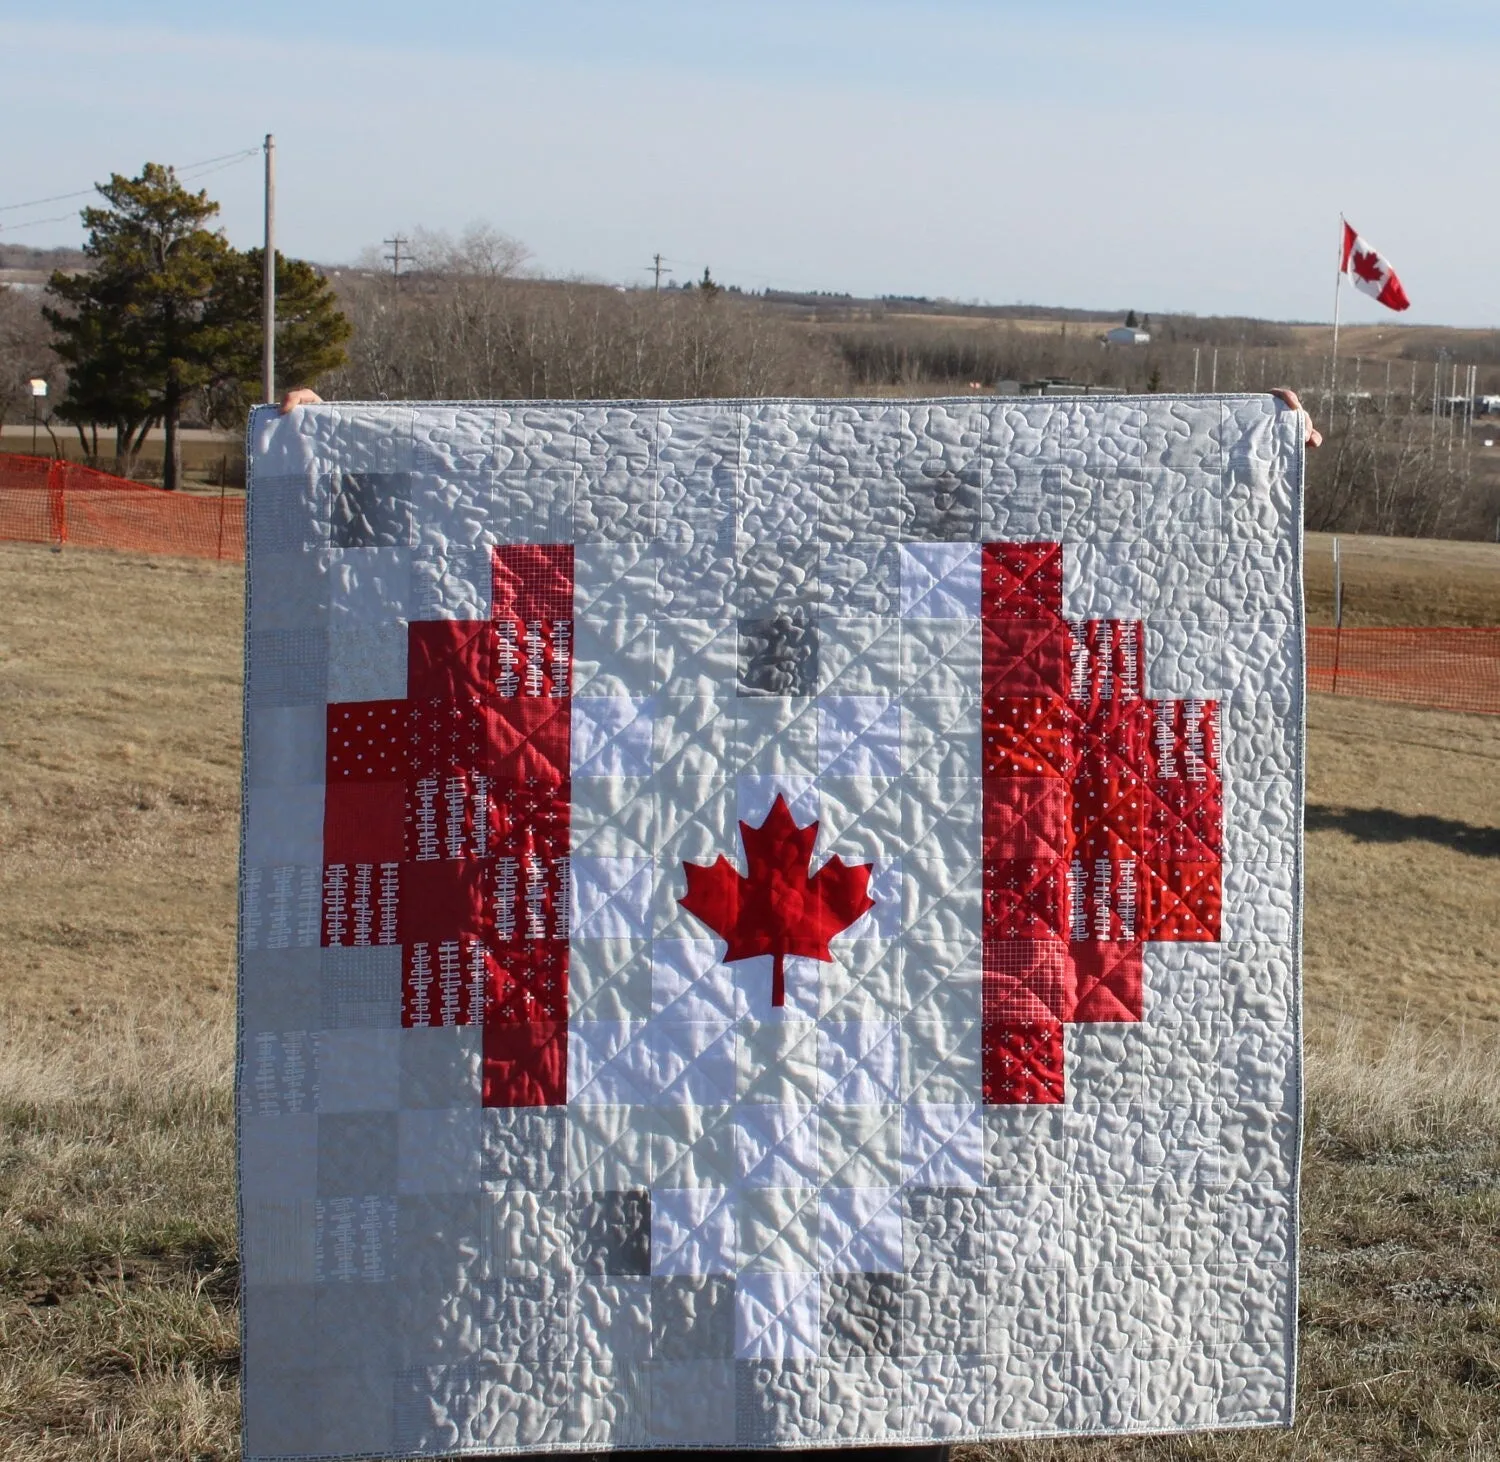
[384,235,408,286]
[262,134,275,404]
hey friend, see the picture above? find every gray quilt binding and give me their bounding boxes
[237,405,258,1462]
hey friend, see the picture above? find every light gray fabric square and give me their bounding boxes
[247,706,326,788]
[317,1111,399,1197]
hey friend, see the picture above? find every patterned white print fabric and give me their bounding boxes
[239,396,1304,1458]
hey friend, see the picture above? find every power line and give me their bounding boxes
[0,147,261,215]
[0,211,79,236]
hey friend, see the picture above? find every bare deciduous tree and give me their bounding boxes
[324,247,844,403]
[0,287,58,434]
[318,227,1500,540]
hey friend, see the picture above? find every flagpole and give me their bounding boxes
[1330,214,1345,403]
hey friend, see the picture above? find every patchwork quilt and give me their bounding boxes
[238,395,1305,1458]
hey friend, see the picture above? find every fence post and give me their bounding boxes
[216,475,228,561]
[1330,537,1343,696]
[46,460,67,550]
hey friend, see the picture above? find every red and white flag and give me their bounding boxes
[1341,221,1410,311]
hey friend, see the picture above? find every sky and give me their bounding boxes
[4,1,1498,326]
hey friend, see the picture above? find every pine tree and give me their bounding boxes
[45,163,348,489]
[203,249,351,427]
[46,165,226,485]
[1125,309,1139,329]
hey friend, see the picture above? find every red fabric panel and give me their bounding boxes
[982,696,1080,779]
[981,620,1072,697]
[979,542,1223,1104]
[1068,619,1145,708]
[408,619,496,703]
[1138,860,1221,943]
[403,938,487,1027]
[323,781,405,864]
[982,777,1071,862]
[487,943,570,1024]
[1071,773,1147,863]
[983,939,1076,1024]
[483,1020,568,1106]
[321,861,399,948]
[493,543,575,623]
[981,542,1063,622]
[407,697,486,780]
[326,700,409,782]
[983,859,1070,942]
[398,855,493,947]
[982,1021,1065,1104]
[485,699,572,787]
[1071,941,1143,1022]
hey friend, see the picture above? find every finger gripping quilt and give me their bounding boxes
[238,395,1304,1458]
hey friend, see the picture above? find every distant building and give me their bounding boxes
[1475,395,1500,416]
[992,377,1123,397]
[1104,326,1151,346]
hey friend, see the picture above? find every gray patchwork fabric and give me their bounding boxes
[240,396,1305,1457]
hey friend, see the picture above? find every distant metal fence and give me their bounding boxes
[1308,627,1500,715]
[0,453,244,562]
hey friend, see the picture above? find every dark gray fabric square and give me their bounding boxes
[735,1359,824,1444]
[822,1272,903,1358]
[321,947,402,1029]
[327,471,415,548]
[574,1191,651,1275]
[247,629,328,707]
[317,1112,398,1197]
[903,460,983,540]
[738,606,817,697]
[651,1275,736,1359]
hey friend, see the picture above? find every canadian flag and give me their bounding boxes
[1341,220,1411,311]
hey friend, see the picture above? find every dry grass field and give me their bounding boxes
[1,537,1498,1460]
[1305,532,1500,629]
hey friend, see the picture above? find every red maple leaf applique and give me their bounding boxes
[1351,248,1385,285]
[678,795,876,1008]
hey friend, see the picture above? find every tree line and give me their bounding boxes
[7,162,1498,538]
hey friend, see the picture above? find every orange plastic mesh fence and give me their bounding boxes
[0,454,245,562]
[5,456,1497,717]
[1308,627,1500,716]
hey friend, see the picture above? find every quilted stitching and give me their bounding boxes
[241,396,1304,1457]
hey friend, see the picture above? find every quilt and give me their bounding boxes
[238,394,1305,1458]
